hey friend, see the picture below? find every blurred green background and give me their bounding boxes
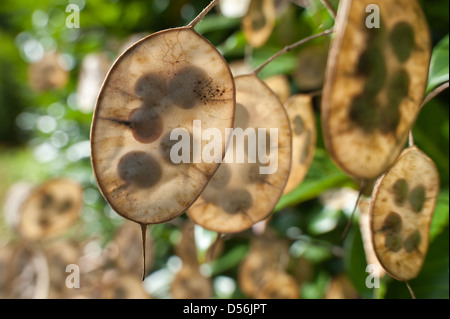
[0,0,448,299]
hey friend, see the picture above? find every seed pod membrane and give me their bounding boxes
[171,264,213,299]
[91,27,235,225]
[370,146,439,281]
[283,95,317,194]
[188,74,292,233]
[254,270,300,299]
[243,0,277,48]
[17,179,83,241]
[322,0,431,179]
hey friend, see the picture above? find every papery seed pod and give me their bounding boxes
[171,264,213,299]
[188,74,292,233]
[370,146,439,281]
[16,179,83,241]
[253,270,300,299]
[322,0,431,179]
[283,95,317,194]
[243,0,277,48]
[91,27,235,226]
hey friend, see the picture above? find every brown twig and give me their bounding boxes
[188,0,220,28]
[320,0,337,19]
[252,28,334,75]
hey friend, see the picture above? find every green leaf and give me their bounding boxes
[427,34,449,93]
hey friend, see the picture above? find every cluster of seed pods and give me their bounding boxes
[90,0,440,294]
[322,0,439,286]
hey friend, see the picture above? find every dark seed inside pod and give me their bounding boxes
[389,22,415,62]
[129,108,163,144]
[392,179,409,206]
[118,152,162,189]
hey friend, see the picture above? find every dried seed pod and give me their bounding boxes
[253,270,300,299]
[109,221,154,278]
[358,199,385,278]
[101,273,150,299]
[242,0,277,48]
[174,221,199,266]
[293,43,329,91]
[283,95,317,194]
[324,274,359,299]
[238,233,290,297]
[264,75,291,103]
[370,146,440,281]
[91,27,235,226]
[171,264,213,299]
[17,179,83,241]
[28,52,69,91]
[188,74,292,233]
[44,240,81,298]
[322,0,431,179]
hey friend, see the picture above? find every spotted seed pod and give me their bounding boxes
[16,179,83,241]
[370,146,440,281]
[322,0,431,179]
[91,27,235,226]
[188,74,292,233]
[242,0,277,48]
[283,95,317,194]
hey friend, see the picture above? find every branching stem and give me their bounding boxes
[252,28,334,75]
[188,0,220,28]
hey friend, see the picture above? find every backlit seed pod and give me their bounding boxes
[101,273,150,299]
[188,74,292,233]
[358,199,385,278]
[171,264,213,299]
[294,43,329,91]
[174,221,199,266]
[28,52,69,92]
[370,146,440,281]
[322,0,431,179]
[17,179,83,241]
[109,221,154,278]
[242,0,277,48]
[253,270,300,299]
[283,95,317,194]
[264,75,291,103]
[324,274,359,299]
[44,240,81,298]
[91,27,235,226]
[238,233,290,297]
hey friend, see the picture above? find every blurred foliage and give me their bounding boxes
[0,0,448,299]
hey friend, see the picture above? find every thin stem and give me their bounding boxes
[253,29,334,75]
[320,0,337,19]
[421,81,449,109]
[188,0,220,28]
[406,281,417,299]
[408,130,415,147]
[141,223,148,281]
[341,180,367,241]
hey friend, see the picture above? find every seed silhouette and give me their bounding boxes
[370,146,440,281]
[322,0,431,179]
[283,95,317,195]
[16,179,83,241]
[188,74,292,234]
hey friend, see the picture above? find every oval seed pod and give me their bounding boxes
[242,0,277,48]
[101,273,150,299]
[370,146,440,281]
[188,74,292,233]
[322,0,431,179]
[171,264,213,299]
[283,95,317,194]
[238,233,290,297]
[91,27,235,226]
[17,179,83,241]
[253,270,300,299]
